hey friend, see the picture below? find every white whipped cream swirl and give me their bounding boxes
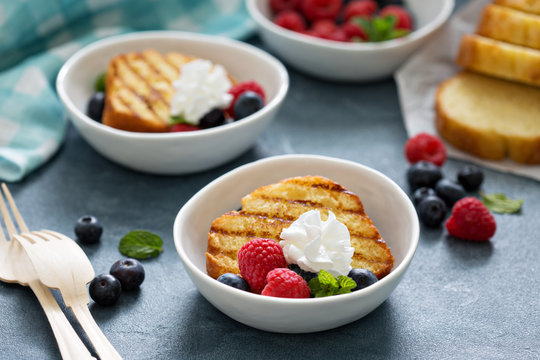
[169,59,232,125]
[279,210,355,277]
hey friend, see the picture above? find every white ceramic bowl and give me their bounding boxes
[247,0,454,81]
[56,31,288,174]
[174,154,419,333]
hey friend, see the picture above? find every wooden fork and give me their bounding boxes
[13,228,123,360]
[0,184,96,360]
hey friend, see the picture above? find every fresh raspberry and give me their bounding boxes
[379,5,413,30]
[445,197,496,242]
[344,0,378,21]
[170,123,200,132]
[342,21,368,41]
[328,28,348,42]
[311,19,338,38]
[273,10,307,32]
[238,238,288,293]
[301,0,342,22]
[270,0,301,13]
[261,268,311,298]
[226,80,266,118]
[404,132,447,166]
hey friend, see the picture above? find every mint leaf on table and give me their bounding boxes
[119,230,163,259]
[94,73,106,92]
[480,192,523,214]
[308,270,357,297]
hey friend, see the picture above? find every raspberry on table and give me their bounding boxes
[226,80,267,118]
[404,132,447,166]
[238,238,288,293]
[445,197,496,241]
[301,0,342,22]
[261,268,311,298]
[344,0,378,21]
[379,5,413,30]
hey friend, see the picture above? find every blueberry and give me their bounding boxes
[348,268,378,291]
[435,179,466,207]
[417,195,447,228]
[199,108,225,129]
[406,161,443,191]
[457,165,484,191]
[87,92,105,122]
[109,258,145,291]
[89,274,121,306]
[217,273,250,292]
[74,215,103,244]
[412,187,437,206]
[288,264,317,283]
[233,91,264,120]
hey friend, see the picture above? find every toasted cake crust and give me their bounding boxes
[102,50,195,133]
[456,34,540,87]
[477,4,540,50]
[435,72,540,164]
[206,176,395,280]
[493,0,540,15]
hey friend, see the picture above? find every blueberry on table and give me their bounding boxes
[74,215,103,244]
[87,92,105,122]
[457,165,484,191]
[217,273,250,292]
[348,268,378,291]
[233,91,264,120]
[412,187,436,206]
[89,274,121,306]
[435,179,466,207]
[406,161,443,191]
[110,258,145,291]
[417,195,447,228]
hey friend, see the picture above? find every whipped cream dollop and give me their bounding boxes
[169,59,232,125]
[279,210,355,277]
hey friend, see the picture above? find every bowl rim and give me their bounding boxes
[246,0,455,51]
[173,154,420,305]
[56,30,289,141]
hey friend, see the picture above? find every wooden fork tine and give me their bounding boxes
[0,185,18,239]
[1,183,29,233]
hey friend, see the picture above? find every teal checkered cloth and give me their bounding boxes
[0,0,254,182]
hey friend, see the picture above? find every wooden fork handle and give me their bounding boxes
[71,303,123,360]
[28,280,96,360]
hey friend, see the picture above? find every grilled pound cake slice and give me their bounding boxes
[456,34,540,87]
[206,176,395,280]
[477,4,540,50]
[435,71,540,164]
[103,50,195,132]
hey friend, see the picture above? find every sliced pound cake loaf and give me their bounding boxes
[435,71,540,164]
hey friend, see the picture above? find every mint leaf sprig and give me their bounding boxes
[480,192,523,214]
[353,15,410,42]
[308,269,357,297]
[94,72,106,92]
[119,230,163,259]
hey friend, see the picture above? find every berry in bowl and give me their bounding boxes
[174,154,419,333]
[247,0,454,81]
[57,31,288,174]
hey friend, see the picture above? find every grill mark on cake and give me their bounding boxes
[119,54,168,115]
[112,66,142,119]
[248,195,365,215]
[163,54,183,77]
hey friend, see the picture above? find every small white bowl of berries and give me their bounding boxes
[174,154,419,333]
[247,0,454,81]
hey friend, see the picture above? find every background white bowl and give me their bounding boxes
[174,154,419,333]
[247,0,454,81]
[57,31,288,174]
